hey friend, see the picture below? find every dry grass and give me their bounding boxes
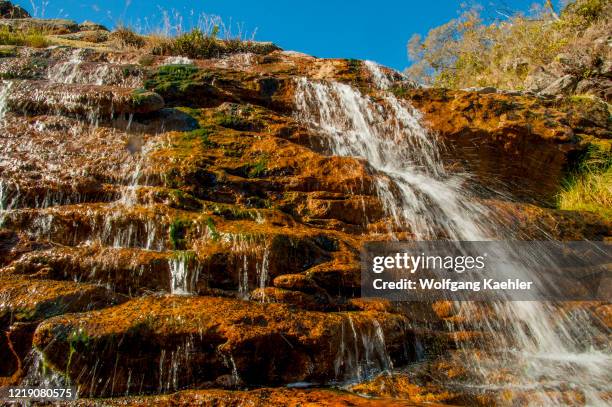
[405,0,611,90]
[558,141,612,219]
[0,26,48,48]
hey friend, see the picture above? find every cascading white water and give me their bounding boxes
[0,80,13,123]
[294,68,611,405]
[169,252,199,295]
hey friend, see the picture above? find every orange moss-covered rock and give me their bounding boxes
[66,388,422,406]
[33,295,413,396]
[404,88,610,203]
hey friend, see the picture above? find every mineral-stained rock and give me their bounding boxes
[403,88,608,203]
[6,80,164,117]
[0,274,121,383]
[8,246,173,295]
[33,295,413,396]
[64,388,420,406]
[487,199,611,240]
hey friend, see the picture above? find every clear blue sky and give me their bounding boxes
[14,1,561,71]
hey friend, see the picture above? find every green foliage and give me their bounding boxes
[183,127,217,148]
[405,0,611,90]
[558,141,611,219]
[169,218,191,250]
[205,217,220,241]
[131,88,151,106]
[0,26,48,48]
[248,155,269,178]
[561,0,609,28]
[0,46,16,57]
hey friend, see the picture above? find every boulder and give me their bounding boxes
[0,274,121,383]
[540,74,578,96]
[78,20,108,32]
[0,1,29,18]
[405,88,583,203]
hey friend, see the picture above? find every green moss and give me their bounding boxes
[143,64,215,102]
[346,59,362,73]
[183,127,217,148]
[247,154,269,178]
[167,189,202,211]
[205,217,220,242]
[389,85,409,98]
[169,218,191,250]
[131,88,151,106]
[67,327,90,374]
[211,204,255,220]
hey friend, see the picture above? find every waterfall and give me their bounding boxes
[294,72,611,405]
[169,252,199,295]
[0,80,13,124]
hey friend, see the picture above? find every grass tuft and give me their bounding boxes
[558,141,611,219]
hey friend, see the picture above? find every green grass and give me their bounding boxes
[169,218,191,250]
[0,27,48,48]
[558,141,611,219]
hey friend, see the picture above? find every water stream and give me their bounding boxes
[294,66,611,405]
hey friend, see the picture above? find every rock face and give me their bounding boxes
[33,296,411,396]
[0,9,610,406]
[0,0,29,18]
[406,88,610,203]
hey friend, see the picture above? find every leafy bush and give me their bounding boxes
[405,0,611,90]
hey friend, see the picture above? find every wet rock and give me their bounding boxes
[8,246,173,295]
[350,373,462,405]
[143,65,292,110]
[6,80,164,117]
[488,200,611,240]
[33,295,411,396]
[250,287,330,310]
[306,192,384,225]
[0,274,121,383]
[65,388,417,406]
[405,88,587,203]
[0,1,29,18]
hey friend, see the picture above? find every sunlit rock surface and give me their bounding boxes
[0,7,610,405]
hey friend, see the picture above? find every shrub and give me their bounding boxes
[152,28,222,59]
[111,27,146,49]
[405,0,611,90]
